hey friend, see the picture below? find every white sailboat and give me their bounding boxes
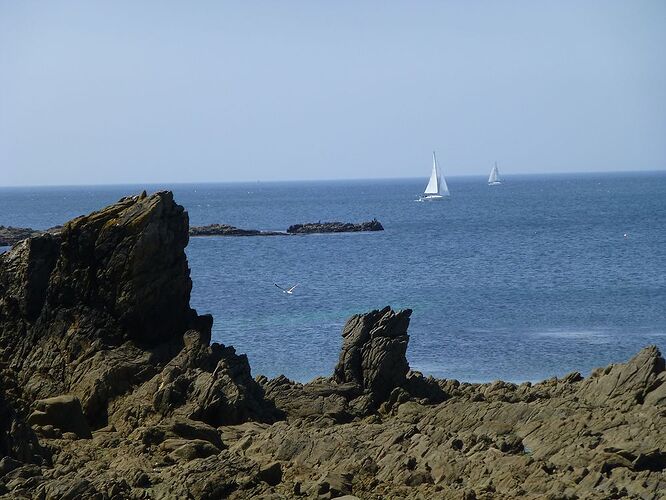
[420,151,450,201]
[488,162,501,186]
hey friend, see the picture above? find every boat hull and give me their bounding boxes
[420,194,448,201]
[488,182,502,186]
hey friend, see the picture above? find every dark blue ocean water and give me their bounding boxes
[1,172,665,383]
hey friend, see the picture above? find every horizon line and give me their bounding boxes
[1,168,665,189]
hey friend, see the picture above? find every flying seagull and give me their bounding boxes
[274,283,299,294]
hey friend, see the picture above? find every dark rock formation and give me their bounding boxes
[189,224,285,237]
[0,191,664,499]
[0,192,274,434]
[287,219,384,234]
[261,307,445,420]
[0,192,199,420]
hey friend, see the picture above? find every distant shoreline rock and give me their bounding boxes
[188,224,285,237]
[286,219,384,234]
[191,220,384,237]
[2,219,383,247]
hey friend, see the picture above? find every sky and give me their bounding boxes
[1,1,665,186]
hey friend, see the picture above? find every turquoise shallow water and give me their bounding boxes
[1,172,665,382]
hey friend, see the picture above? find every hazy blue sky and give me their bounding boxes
[1,1,665,186]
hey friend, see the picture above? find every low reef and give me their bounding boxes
[2,219,383,247]
[189,224,285,237]
[190,220,384,237]
[0,192,663,499]
[287,219,384,234]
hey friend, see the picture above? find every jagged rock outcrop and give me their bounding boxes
[0,192,209,424]
[286,219,384,234]
[333,307,411,399]
[0,192,274,433]
[261,307,446,421]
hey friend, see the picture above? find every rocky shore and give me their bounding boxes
[0,191,664,499]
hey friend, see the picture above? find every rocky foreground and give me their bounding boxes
[0,192,664,499]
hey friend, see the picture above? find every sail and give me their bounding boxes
[424,153,439,194]
[488,163,500,184]
[439,170,450,196]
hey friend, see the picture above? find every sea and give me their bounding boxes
[1,172,665,383]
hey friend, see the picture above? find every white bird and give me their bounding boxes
[274,283,299,294]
